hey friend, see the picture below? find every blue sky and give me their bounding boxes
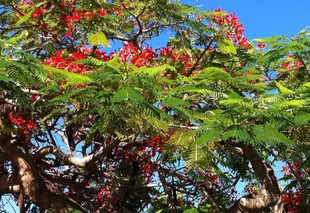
[147,0,310,49]
[183,0,310,39]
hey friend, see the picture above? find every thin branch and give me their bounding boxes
[186,37,216,77]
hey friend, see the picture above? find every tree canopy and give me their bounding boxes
[0,0,309,213]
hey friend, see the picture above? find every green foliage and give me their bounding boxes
[194,67,232,82]
[183,208,199,213]
[217,39,237,54]
[252,125,294,145]
[15,8,35,26]
[194,129,221,145]
[112,87,144,103]
[88,32,110,47]
[162,96,190,108]
[275,82,295,95]
[222,128,250,142]
[42,65,92,86]
[132,64,176,76]
[1,1,310,212]
[147,117,169,132]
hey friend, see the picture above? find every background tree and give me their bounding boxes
[0,0,309,212]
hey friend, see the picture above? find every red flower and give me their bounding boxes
[166,73,173,79]
[115,9,123,16]
[64,32,72,38]
[257,43,266,49]
[32,8,44,19]
[26,120,37,130]
[85,11,96,19]
[215,8,222,12]
[30,94,39,103]
[150,136,162,143]
[281,61,291,69]
[98,8,108,17]
[71,51,86,61]
[196,16,203,22]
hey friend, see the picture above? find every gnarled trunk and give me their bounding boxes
[225,144,281,213]
[0,134,87,213]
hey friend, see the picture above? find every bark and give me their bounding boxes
[0,134,87,213]
[0,174,20,193]
[225,144,281,213]
[35,140,119,168]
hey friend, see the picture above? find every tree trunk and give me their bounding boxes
[225,144,281,213]
[0,134,87,213]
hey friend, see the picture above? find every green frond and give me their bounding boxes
[111,87,144,103]
[193,67,232,82]
[297,82,310,93]
[171,85,228,99]
[47,87,95,105]
[252,36,287,44]
[39,84,61,95]
[40,107,67,123]
[43,65,92,86]
[193,129,221,145]
[275,82,295,95]
[131,64,176,76]
[271,99,309,110]
[0,59,46,86]
[220,99,254,110]
[237,66,261,74]
[252,125,294,145]
[232,74,264,82]
[185,145,212,170]
[146,117,169,132]
[217,39,237,55]
[167,131,194,150]
[88,32,110,47]
[294,112,310,124]
[221,128,250,142]
[162,96,190,108]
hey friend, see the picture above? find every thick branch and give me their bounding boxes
[225,144,281,213]
[35,140,119,168]
[0,175,20,194]
[0,134,87,213]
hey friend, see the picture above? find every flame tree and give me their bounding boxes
[0,0,309,212]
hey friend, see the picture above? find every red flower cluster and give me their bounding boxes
[44,50,87,73]
[30,94,39,103]
[204,169,219,186]
[148,136,167,156]
[281,60,304,71]
[159,47,194,75]
[9,113,38,135]
[279,54,305,74]
[282,188,304,213]
[257,43,266,49]
[60,6,111,38]
[94,188,114,212]
[140,163,154,183]
[119,42,157,67]
[282,162,302,179]
[31,3,54,19]
[44,47,113,74]
[211,8,251,49]
[32,8,44,19]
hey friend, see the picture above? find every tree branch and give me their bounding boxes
[0,175,20,194]
[35,139,120,168]
[225,144,281,213]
